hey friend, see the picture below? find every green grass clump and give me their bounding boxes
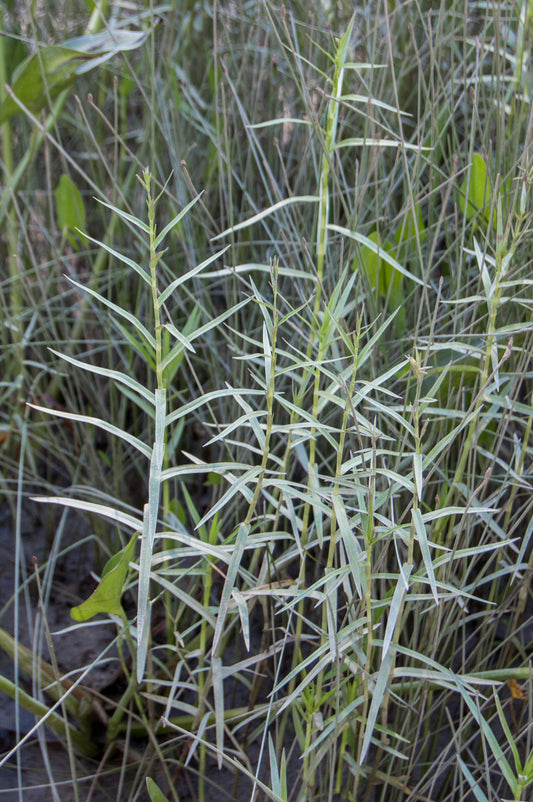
[0,1,532,801]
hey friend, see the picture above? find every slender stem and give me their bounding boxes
[436,206,512,545]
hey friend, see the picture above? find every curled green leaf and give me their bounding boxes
[71,532,138,622]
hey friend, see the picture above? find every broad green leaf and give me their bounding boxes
[0,28,150,124]
[71,532,138,621]
[146,778,171,802]
[460,153,491,225]
[1,36,27,86]
[334,225,423,285]
[357,229,384,293]
[360,230,405,335]
[0,46,100,124]
[393,203,426,248]
[55,174,87,250]
[61,28,151,63]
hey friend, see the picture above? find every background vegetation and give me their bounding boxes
[0,1,532,800]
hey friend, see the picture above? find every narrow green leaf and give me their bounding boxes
[66,275,156,350]
[81,231,151,285]
[457,758,490,802]
[137,390,166,681]
[360,650,395,762]
[268,734,288,800]
[30,496,142,531]
[494,691,522,775]
[96,198,150,233]
[211,524,250,655]
[49,348,155,406]
[247,117,312,129]
[137,504,151,683]
[212,656,225,769]
[340,93,409,114]
[148,390,166,549]
[412,508,439,605]
[413,452,423,501]
[161,298,250,371]
[211,196,320,241]
[153,193,203,249]
[454,675,517,793]
[27,403,152,459]
[164,387,264,427]
[112,319,157,369]
[332,495,365,598]
[157,245,230,306]
[335,137,430,152]
[184,712,212,767]
[231,589,250,651]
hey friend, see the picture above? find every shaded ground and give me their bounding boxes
[0,504,300,802]
[0,504,123,801]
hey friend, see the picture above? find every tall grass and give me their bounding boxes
[0,1,532,801]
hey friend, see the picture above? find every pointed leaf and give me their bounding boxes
[27,403,152,459]
[158,245,230,307]
[31,496,142,530]
[211,196,320,241]
[81,231,151,285]
[146,777,171,802]
[55,174,87,250]
[0,46,99,124]
[460,154,490,224]
[49,348,155,405]
[66,275,156,349]
[211,524,249,654]
[154,193,203,249]
[412,508,439,605]
[331,225,424,285]
[71,532,138,621]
